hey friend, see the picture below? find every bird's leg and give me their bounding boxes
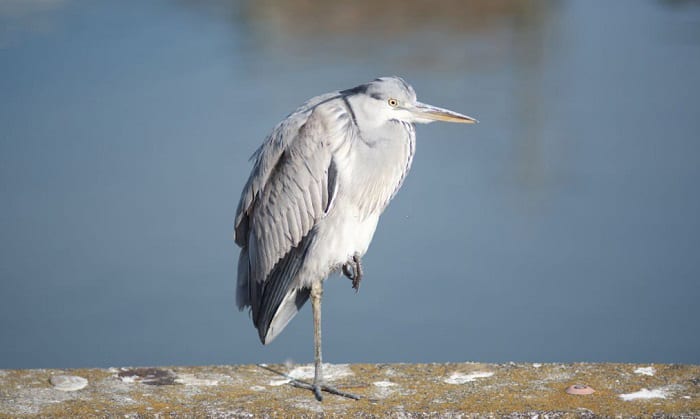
[292,280,360,401]
[341,254,363,292]
[311,280,324,401]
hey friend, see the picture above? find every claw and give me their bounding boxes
[351,254,363,291]
[313,384,323,401]
[342,263,354,280]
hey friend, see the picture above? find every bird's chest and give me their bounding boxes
[334,122,416,217]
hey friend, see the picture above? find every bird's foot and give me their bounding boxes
[291,379,361,401]
[341,254,363,292]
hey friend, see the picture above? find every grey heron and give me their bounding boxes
[235,76,476,400]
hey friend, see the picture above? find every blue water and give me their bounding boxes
[1,0,699,369]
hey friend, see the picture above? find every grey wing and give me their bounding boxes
[234,91,340,250]
[234,102,348,343]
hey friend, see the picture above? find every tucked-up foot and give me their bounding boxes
[291,380,361,401]
[341,254,363,292]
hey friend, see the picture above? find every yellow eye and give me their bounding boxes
[388,98,399,107]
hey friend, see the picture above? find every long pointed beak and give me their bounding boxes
[410,102,478,124]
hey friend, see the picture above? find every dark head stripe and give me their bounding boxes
[339,84,369,96]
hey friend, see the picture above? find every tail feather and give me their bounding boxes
[236,246,251,310]
[236,232,315,344]
[262,286,310,344]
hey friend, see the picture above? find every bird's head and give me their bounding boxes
[342,76,477,126]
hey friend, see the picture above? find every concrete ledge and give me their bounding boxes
[1,362,698,417]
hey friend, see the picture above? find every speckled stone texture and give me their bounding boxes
[0,362,698,417]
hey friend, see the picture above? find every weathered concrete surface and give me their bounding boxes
[0,362,698,417]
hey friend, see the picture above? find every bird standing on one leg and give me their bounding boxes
[234,76,477,401]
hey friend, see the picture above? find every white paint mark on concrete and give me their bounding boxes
[267,363,353,386]
[620,387,668,401]
[268,379,290,386]
[293,399,324,413]
[174,374,218,386]
[49,375,88,391]
[373,380,398,398]
[290,363,353,380]
[118,375,139,384]
[634,366,655,376]
[444,371,494,384]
